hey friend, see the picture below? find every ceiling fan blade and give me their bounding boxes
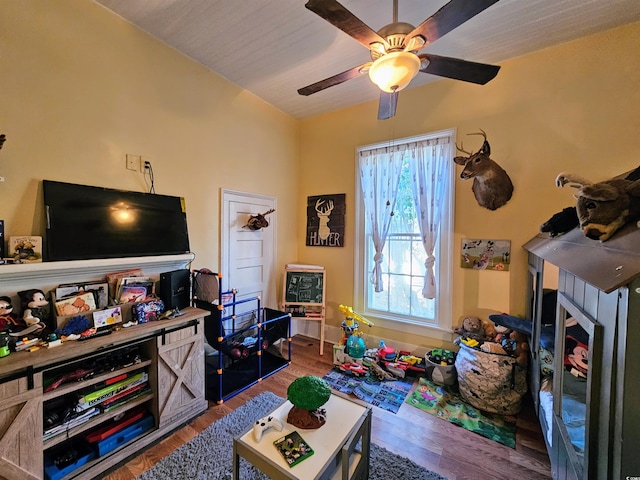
[298,63,371,96]
[305,0,388,50]
[419,54,500,85]
[378,91,398,120]
[407,0,499,50]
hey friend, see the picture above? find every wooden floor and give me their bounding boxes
[104,335,551,480]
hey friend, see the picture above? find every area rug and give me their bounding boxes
[137,392,448,480]
[406,377,517,448]
[322,368,414,414]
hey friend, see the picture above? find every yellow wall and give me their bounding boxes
[2,1,639,351]
[298,22,640,349]
[0,0,299,276]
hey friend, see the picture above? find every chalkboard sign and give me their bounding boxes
[284,270,324,304]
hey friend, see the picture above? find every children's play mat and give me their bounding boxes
[405,377,516,447]
[322,369,414,414]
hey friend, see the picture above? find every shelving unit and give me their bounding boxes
[0,256,208,480]
[281,264,325,355]
[42,355,154,449]
[524,220,640,480]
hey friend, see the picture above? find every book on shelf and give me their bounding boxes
[102,385,151,412]
[44,407,100,440]
[56,280,109,309]
[116,277,154,303]
[273,430,314,467]
[76,372,148,411]
[100,382,149,410]
[54,291,97,316]
[118,285,148,303]
[92,306,123,328]
[106,268,144,301]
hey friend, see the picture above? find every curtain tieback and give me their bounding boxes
[424,255,435,269]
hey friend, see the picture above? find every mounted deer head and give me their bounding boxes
[244,208,275,231]
[453,129,514,211]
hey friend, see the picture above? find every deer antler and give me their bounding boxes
[315,199,334,216]
[456,129,488,155]
[467,128,487,142]
[455,142,473,155]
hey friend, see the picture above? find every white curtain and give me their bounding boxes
[358,146,404,292]
[408,138,450,299]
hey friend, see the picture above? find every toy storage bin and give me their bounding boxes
[424,349,457,386]
[95,414,154,457]
[44,441,95,480]
[455,341,527,415]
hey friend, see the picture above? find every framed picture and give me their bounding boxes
[306,194,345,247]
[461,239,511,271]
[9,235,42,263]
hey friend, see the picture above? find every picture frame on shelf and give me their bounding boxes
[9,235,42,263]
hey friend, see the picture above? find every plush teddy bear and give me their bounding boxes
[481,318,497,341]
[503,330,529,366]
[454,316,486,344]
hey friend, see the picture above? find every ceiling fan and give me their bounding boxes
[298,0,501,119]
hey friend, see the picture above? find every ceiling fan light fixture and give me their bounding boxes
[368,51,420,93]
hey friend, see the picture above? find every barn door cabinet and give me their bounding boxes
[524,221,640,480]
[0,256,208,480]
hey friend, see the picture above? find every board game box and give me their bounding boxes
[273,430,314,467]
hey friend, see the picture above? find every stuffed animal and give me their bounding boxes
[0,296,23,333]
[541,166,640,241]
[507,330,529,366]
[18,289,50,335]
[481,318,497,341]
[539,206,579,237]
[480,341,507,355]
[454,316,486,344]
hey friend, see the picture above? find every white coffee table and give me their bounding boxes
[233,392,372,480]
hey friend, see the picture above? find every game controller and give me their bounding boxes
[252,415,283,442]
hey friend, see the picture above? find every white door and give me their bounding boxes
[221,190,277,317]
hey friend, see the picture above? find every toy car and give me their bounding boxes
[338,362,368,377]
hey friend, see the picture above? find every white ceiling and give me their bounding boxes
[94,0,640,119]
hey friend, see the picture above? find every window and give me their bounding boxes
[355,129,455,335]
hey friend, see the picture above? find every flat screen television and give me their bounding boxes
[43,180,190,262]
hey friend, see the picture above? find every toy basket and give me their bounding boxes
[455,341,527,415]
[424,349,457,386]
